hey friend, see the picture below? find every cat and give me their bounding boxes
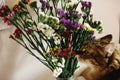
[76,34,120,80]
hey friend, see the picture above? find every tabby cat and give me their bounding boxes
[76,34,120,80]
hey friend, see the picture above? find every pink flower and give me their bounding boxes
[0,9,4,16]
[6,21,11,25]
[2,17,11,25]
[0,5,10,17]
[2,17,8,22]
[26,0,30,3]
[61,31,71,39]
[2,12,14,25]
[25,28,33,34]
[57,48,75,58]
[1,5,8,9]
[9,35,14,38]
[13,28,21,38]
[13,5,21,13]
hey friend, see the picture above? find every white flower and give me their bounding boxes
[48,16,60,24]
[37,22,55,38]
[53,17,59,24]
[57,58,65,68]
[39,12,45,16]
[37,22,49,30]
[37,22,45,31]
[66,1,78,8]
[37,0,41,8]
[44,27,55,37]
[52,57,58,62]
[53,35,61,45]
[44,24,50,29]
[53,67,62,77]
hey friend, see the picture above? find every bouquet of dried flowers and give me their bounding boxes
[0,0,103,78]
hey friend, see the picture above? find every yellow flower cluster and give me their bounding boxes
[45,46,59,56]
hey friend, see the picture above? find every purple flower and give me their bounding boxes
[66,10,80,19]
[81,1,87,6]
[82,15,87,19]
[94,21,97,25]
[50,6,53,10]
[72,20,78,28]
[79,25,84,30]
[39,0,50,11]
[88,2,92,7]
[77,13,82,17]
[98,21,101,25]
[60,18,78,29]
[39,0,43,2]
[90,14,93,17]
[56,9,66,18]
[60,18,70,27]
[65,12,70,17]
[81,1,92,12]
[68,9,76,15]
[46,2,50,9]
[92,36,96,40]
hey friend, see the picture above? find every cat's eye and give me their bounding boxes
[81,49,89,54]
[82,49,86,52]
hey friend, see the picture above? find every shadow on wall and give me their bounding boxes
[0,27,20,80]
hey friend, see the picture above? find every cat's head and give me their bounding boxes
[76,34,115,66]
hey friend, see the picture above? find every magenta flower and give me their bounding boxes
[13,28,21,38]
[0,9,4,16]
[2,12,14,25]
[57,48,75,58]
[13,5,21,13]
[61,31,71,39]
[9,35,14,38]
[25,28,33,34]
[2,17,11,25]
[0,5,11,17]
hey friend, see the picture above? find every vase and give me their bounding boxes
[56,76,76,80]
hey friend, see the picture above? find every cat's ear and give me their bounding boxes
[98,34,112,44]
[105,43,116,57]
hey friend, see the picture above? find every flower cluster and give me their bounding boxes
[0,5,10,17]
[0,0,103,78]
[57,48,75,58]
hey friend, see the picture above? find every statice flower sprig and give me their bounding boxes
[0,0,103,78]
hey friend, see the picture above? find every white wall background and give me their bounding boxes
[91,0,120,43]
[0,0,120,80]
